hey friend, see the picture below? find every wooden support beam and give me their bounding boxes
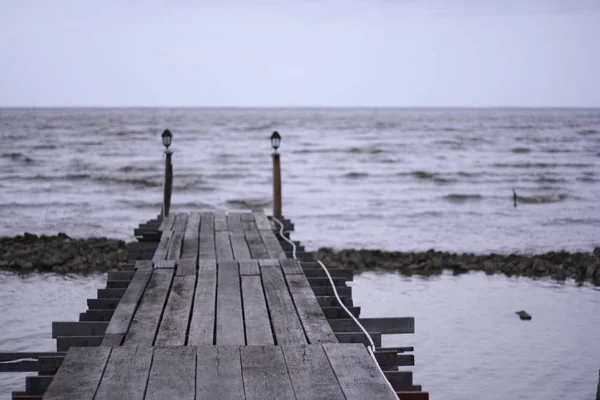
[25,376,53,396]
[321,306,361,319]
[383,371,413,391]
[107,271,135,281]
[52,322,108,338]
[87,298,120,310]
[106,280,130,289]
[307,277,347,287]
[97,288,126,299]
[316,296,353,307]
[335,332,382,347]
[79,310,114,322]
[311,286,352,297]
[396,392,429,400]
[55,336,103,352]
[301,267,354,281]
[328,318,415,334]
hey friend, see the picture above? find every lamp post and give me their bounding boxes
[162,129,173,219]
[271,131,282,219]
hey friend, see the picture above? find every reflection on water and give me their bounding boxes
[0,272,104,399]
[0,271,599,400]
[353,270,600,400]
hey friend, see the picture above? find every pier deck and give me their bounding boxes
[30,210,414,399]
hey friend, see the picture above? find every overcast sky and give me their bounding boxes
[1,0,599,107]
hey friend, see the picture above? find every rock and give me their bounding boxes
[516,310,532,320]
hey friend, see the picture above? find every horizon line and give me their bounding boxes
[1,105,599,109]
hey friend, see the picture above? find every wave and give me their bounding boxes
[344,172,369,179]
[518,193,568,204]
[511,147,532,153]
[226,198,272,209]
[578,129,597,136]
[348,147,384,154]
[1,152,34,163]
[33,144,57,150]
[445,194,483,201]
[535,176,567,183]
[494,162,592,168]
[410,170,456,184]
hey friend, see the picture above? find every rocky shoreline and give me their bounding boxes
[311,247,600,285]
[0,233,128,273]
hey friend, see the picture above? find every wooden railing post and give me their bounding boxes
[162,150,173,218]
[272,151,282,219]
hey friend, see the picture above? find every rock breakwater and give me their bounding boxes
[0,233,128,273]
[311,248,600,284]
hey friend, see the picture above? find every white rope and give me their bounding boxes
[272,217,397,395]
[0,358,38,364]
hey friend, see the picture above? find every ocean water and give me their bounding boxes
[1,107,599,253]
[1,108,599,399]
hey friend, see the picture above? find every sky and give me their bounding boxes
[1,0,599,107]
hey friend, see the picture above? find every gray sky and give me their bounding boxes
[1,0,599,107]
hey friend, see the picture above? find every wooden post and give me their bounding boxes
[272,152,282,219]
[163,150,173,218]
[596,369,600,400]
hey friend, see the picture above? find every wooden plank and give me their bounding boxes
[245,230,270,259]
[145,347,196,400]
[239,260,260,276]
[94,346,153,400]
[312,286,352,297]
[176,259,197,276]
[230,233,251,260]
[184,212,201,238]
[214,209,228,231]
[215,231,234,260]
[43,347,111,400]
[383,371,414,391]
[241,346,296,400]
[88,298,120,310]
[103,267,153,342]
[259,229,287,259]
[316,296,353,307]
[38,355,65,375]
[107,271,135,281]
[124,268,174,345]
[226,212,244,232]
[196,346,244,399]
[106,280,129,289]
[241,275,274,345]
[101,333,123,347]
[335,332,382,347]
[56,336,103,351]
[153,230,172,261]
[328,318,415,334]
[323,343,397,400]
[322,306,361,319]
[188,260,217,345]
[172,212,188,233]
[240,212,254,221]
[285,274,337,344]
[259,259,306,345]
[80,310,114,322]
[308,277,347,287]
[135,260,153,270]
[252,208,271,230]
[155,275,195,345]
[199,212,215,259]
[180,239,198,260]
[52,322,108,338]
[154,259,177,269]
[158,214,175,231]
[97,288,126,299]
[25,375,53,395]
[279,258,304,275]
[282,345,345,400]
[167,232,184,260]
[0,360,37,372]
[216,261,245,345]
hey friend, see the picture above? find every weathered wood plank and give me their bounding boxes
[196,346,244,399]
[226,212,244,232]
[107,271,135,281]
[239,260,260,276]
[145,347,196,400]
[176,259,197,276]
[245,230,270,259]
[124,269,175,345]
[172,212,188,234]
[153,230,172,261]
[94,345,153,400]
[316,295,353,307]
[52,322,108,338]
[88,298,120,310]
[97,288,126,299]
[383,371,414,391]
[216,261,245,345]
[241,218,258,232]
[25,375,53,395]
[188,260,217,345]
[230,233,251,260]
[241,275,274,345]
[322,306,361,319]
[56,336,104,351]
[285,274,337,344]
[335,332,382,347]
[311,286,352,297]
[199,213,215,259]
[259,229,287,259]
[252,208,271,230]
[259,259,306,345]
[167,232,184,260]
[80,310,114,322]
[180,239,199,261]
[184,212,201,238]
[106,280,129,289]
[214,209,228,231]
[215,231,234,261]
[328,317,415,334]
[103,267,153,343]
[43,347,111,400]
[158,214,175,232]
[282,345,345,400]
[155,275,195,346]
[323,343,397,400]
[240,212,254,221]
[241,346,296,400]
[154,259,177,269]
[135,260,153,270]
[279,258,304,275]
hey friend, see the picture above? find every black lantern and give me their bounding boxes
[162,129,173,149]
[270,131,281,151]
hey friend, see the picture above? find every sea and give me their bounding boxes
[0,108,599,399]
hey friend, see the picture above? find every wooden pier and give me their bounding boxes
[9,209,427,399]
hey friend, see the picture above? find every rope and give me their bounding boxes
[272,217,396,394]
